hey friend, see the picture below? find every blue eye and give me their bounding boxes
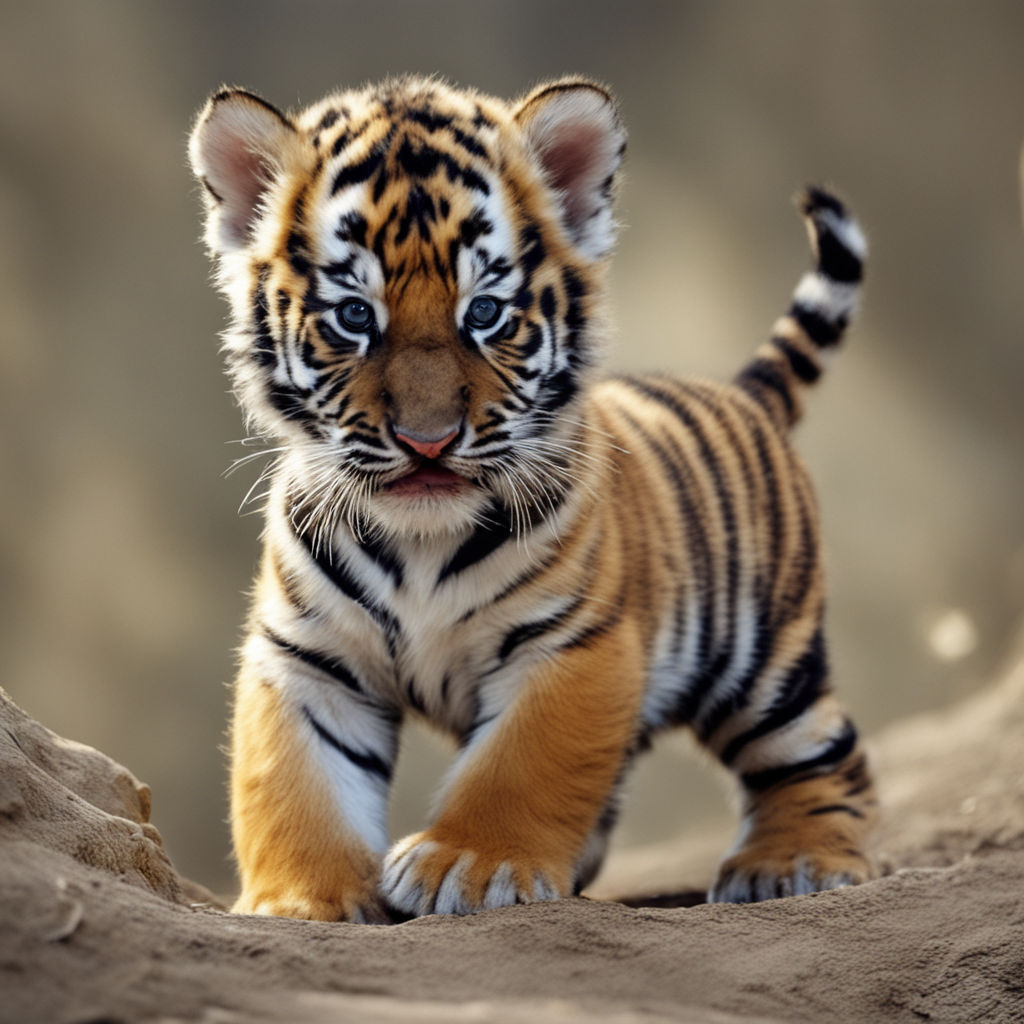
[338,297,374,332]
[465,295,503,330]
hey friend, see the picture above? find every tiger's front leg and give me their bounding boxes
[230,643,398,922]
[380,626,645,917]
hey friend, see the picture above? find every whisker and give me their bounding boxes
[224,446,289,478]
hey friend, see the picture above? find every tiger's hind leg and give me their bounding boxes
[710,735,876,902]
[703,635,878,903]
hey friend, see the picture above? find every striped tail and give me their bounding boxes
[736,186,866,428]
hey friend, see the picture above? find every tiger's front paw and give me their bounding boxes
[708,843,874,904]
[233,883,390,923]
[380,830,567,917]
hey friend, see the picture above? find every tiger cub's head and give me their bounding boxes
[190,76,625,538]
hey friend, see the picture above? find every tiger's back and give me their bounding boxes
[190,75,875,920]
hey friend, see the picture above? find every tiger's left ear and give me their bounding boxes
[514,79,626,261]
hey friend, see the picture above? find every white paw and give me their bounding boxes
[380,832,562,917]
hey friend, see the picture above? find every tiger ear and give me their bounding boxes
[189,88,297,255]
[514,79,626,261]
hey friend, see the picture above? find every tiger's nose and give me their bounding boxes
[392,425,460,459]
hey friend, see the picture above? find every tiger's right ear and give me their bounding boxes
[189,89,297,255]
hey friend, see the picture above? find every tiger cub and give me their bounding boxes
[189,75,876,921]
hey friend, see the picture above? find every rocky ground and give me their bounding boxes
[2,640,1023,1024]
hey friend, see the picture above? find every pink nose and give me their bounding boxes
[393,427,459,459]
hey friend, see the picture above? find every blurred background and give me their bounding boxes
[1,0,1021,897]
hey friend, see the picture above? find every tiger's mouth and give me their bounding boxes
[383,462,469,498]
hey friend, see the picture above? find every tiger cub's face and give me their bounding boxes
[190,77,625,538]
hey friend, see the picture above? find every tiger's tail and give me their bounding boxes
[735,186,867,429]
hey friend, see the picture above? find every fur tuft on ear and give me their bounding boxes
[189,89,297,255]
[515,79,626,261]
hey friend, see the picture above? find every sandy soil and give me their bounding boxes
[2,642,1023,1024]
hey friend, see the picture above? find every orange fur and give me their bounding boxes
[412,621,645,900]
[230,667,386,922]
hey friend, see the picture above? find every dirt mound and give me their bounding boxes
[2,646,1023,1024]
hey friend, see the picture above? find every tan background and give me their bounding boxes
[1,0,1021,896]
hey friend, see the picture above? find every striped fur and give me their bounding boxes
[190,76,876,920]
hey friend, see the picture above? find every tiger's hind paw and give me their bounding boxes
[380,830,566,918]
[708,847,874,904]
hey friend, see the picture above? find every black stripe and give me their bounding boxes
[472,104,495,130]
[345,430,387,451]
[314,108,340,136]
[336,212,369,248]
[405,106,450,133]
[739,406,785,598]
[316,372,352,411]
[251,265,276,368]
[293,524,402,639]
[469,427,511,449]
[498,594,586,662]
[740,720,858,792]
[692,611,774,742]
[356,533,405,587]
[395,137,489,194]
[457,547,561,624]
[404,679,426,715]
[458,208,492,247]
[560,602,623,651]
[772,477,818,629]
[437,503,514,583]
[320,257,356,287]
[314,316,361,354]
[267,385,316,429]
[774,337,821,383]
[450,124,488,159]
[719,627,828,765]
[816,231,863,284]
[800,188,863,282]
[561,267,587,353]
[535,368,579,413]
[405,108,490,161]
[735,358,796,421]
[680,382,761,532]
[539,284,557,320]
[789,302,845,347]
[271,554,315,618]
[301,705,393,783]
[332,149,385,194]
[262,626,366,697]
[808,803,865,819]
[286,229,311,277]
[518,223,546,273]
